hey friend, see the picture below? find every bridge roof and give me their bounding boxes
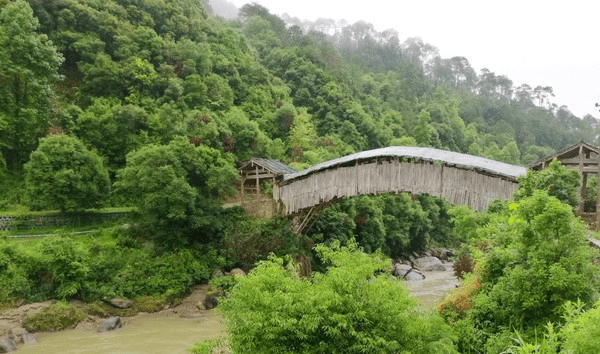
[283,146,528,183]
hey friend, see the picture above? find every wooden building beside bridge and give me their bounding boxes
[528,140,600,226]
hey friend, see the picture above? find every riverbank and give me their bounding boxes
[0,284,225,354]
[1,264,459,353]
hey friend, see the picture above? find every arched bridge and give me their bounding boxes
[273,146,527,216]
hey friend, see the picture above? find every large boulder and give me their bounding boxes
[20,332,36,345]
[392,263,412,278]
[229,268,246,278]
[106,298,133,309]
[403,269,426,281]
[98,317,122,332]
[433,248,454,261]
[202,293,219,310]
[414,256,446,271]
[0,337,16,353]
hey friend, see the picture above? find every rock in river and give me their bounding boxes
[0,337,16,353]
[413,256,446,271]
[403,269,426,281]
[99,317,122,332]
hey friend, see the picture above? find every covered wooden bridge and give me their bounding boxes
[271,146,527,216]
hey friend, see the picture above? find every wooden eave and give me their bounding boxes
[239,158,296,185]
[528,141,600,170]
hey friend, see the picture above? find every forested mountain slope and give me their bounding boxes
[0,0,597,204]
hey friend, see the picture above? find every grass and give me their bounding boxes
[23,301,87,332]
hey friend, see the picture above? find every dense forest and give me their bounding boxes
[1,0,599,353]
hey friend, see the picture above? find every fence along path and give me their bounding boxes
[274,146,527,215]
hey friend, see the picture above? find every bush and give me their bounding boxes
[114,137,238,247]
[438,267,480,320]
[560,301,600,353]
[1,229,225,305]
[457,191,600,351]
[24,301,86,332]
[24,134,110,211]
[189,338,230,354]
[217,241,458,353]
[223,217,305,270]
[514,159,581,209]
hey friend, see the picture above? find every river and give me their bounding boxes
[12,263,458,353]
[16,311,224,354]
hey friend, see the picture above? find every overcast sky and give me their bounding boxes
[227,0,599,118]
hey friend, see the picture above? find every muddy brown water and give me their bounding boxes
[17,312,224,354]
[13,263,458,353]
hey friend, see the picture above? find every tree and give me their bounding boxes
[114,137,238,246]
[414,109,432,146]
[24,134,110,211]
[514,159,581,209]
[457,191,599,352]
[218,241,458,353]
[0,0,64,167]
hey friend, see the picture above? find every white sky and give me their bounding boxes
[228,0,599,118]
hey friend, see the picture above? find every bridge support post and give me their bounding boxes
[578,146,585,214]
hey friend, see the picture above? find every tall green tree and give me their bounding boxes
[114,137,238,247]
[24,134,110,211]
[0,0,64,167]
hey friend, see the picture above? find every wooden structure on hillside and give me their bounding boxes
[273,147,527,219]
[528,141,600,218]
[239,158,296,217]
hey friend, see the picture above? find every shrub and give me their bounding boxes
[24,134,110,211]
[309,193,455,258]
[457,191,600,351]
[514,159,581,209]
[560,301,600,353]
[223,217,304,270]
[438,267,480,320]
[189,338,230,354]
[37,235,90,300]
[24,301,86,332]
[217,241,458,353]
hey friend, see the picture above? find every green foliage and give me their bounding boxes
[218,241,458,353]
[223,216,305,270]
[309,193,455,257]
[188,338,230,354]
[456,191,600,351]
[38,235,91,299]
[23,301,86,332]
[514,159,581,209]
[0,0,64,167]
[114,137,238,247]
[24,134,110,212]
[0,228,226,304]
[557,301,600,353]
[494,301,600,353]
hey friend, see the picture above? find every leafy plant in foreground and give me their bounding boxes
[217,241,458,353]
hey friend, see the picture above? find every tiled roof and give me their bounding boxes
[241,157,297,175]
[283,146,527,183]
